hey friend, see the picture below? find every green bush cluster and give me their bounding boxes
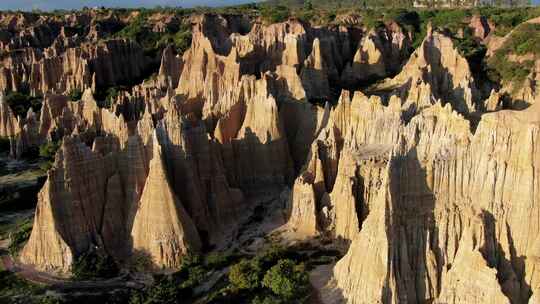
[67,89,83,101]
[0,266,42,303]
[129,276,186,304]
[71,250,119,280]
[38,141,61,171]
[226,245,310,303]
[4,91,42,118]
[129,252,236,304]
[262,259,309,300]
[7,218,33,256]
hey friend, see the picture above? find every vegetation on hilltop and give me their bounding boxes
[487,22,540,89]
[114,10,193,58]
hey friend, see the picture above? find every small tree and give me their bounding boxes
[262,259,309,300]
[67,89,83,101]
[71,250,119,280]
[228,259,261,290]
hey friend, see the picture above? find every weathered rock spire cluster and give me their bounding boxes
[2,10,540,303]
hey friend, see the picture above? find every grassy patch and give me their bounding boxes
[0,268,43,303]
[487,23,540,89]
[8,217,33,256]
[71,250,119,281]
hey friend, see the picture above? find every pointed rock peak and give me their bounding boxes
[337,90,352,105]
[81,88,96,104]
[150,131,161,160]
[131,132,201,270]
[305,38,325,69]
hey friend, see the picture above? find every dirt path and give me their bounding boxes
[0,253,143,291]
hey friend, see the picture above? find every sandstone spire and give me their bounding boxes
[131,134,202,270]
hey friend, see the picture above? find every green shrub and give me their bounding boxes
[262,259,310,301]
[452,27,487,62]
[4,91,42,117]
[205,252,234,270]
[503,23,540,56]
[229,258,262,290]
[252,294,284,304]
[487,23,540,88]
[130,277,180,304]
[0,267,42,301]
[261,5,290,24]
[131,250,154,272]
[71,250,119,280]
[38,141,61,171]
[67,89,83,101]
[39,296,64,304]
[39,141,60,160]
[8,218,33,256]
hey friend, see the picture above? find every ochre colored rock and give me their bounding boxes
[131,135,201,270]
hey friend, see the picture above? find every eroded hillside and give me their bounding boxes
[1,5,540,304]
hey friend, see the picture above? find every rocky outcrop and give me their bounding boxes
[0,94,19,137]
[19,137,107,273]
[379,27,479,114]
[19,178,74,274]
[313,97,540,303]
[13,11,540,302]
[131,135,201,270]
[0,39,148,95]
[340,32,387,88]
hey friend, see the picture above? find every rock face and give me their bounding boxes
[12,10,540,303]
[131,135,201,270]
[311,98,540,304]
[379,27,478,114]
[0,39,148,96]
[0,94,19,137]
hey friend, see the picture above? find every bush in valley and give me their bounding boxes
[204,251,236,270]
[67,89,83,101]
[218,245,311,302]
[229,258,262,291]
[129,254,210,304]
[0,267,42,302]
[131,250,154,273]
[7,218,33,256]
[39,141,60,160]
[129,276,184,304]
[71,250,119,280]
[449,27,487,69]
[38,141,61,171]
[262,259,310,301]
[4,91,42,118]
